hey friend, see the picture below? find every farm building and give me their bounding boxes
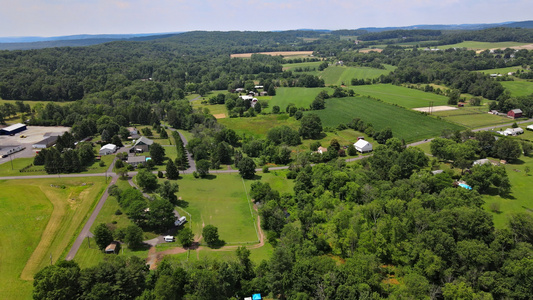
[127,156,148,167]
[99,144,117,155]
[129,136,153,153]
[507,109,523,119]
[0,123,27,135]
[0,145,25,157]
[503,128,524,136]
[354,140,373,153]
[32,136,59,149]
[317,146,328,154]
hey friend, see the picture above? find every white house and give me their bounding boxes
[99,144,117,155]
[354,140,373,153]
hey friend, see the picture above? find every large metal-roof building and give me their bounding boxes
[0,123,27,135]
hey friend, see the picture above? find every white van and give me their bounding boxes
[175,216,187,226]
[164,235,174,242]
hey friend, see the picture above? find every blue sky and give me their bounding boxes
[0,0,531,37]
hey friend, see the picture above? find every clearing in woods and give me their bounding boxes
[230,51,314,58]
[0,178,106,300]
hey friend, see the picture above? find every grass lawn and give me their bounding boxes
[352,84,449,109]
[308,96,464,143]
[500,80,533,97]
[191,102,228,118]
[321,65,396,86]
[266,87,333,112]
[437,41,529,50]
[433,106,513,129]
[175,173,259,244]
[0,177,106,300]
[219,114,300,139]
[483,155,533,228]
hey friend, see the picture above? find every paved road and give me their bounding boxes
[65,175,118,260]
[169,128,196,174]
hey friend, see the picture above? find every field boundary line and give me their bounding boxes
[241,177,260,243]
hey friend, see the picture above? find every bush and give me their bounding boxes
[193,171,199,178]
[115,209,122,215]
[99,161,105,167]
[262,165,269,173]
[157,171,164,178]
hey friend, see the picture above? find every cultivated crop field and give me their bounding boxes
[321,65,396,86]
[0,177,106,300]
[352,84,449,108]
[309,96,464,142]
[500,81,533,97]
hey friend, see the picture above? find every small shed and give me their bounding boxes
[99,144,117,155]
[507,109,523,119]
[105,241,120,254]
[473,158,491,166]
[354,140,373,153]
[0,123,27,135]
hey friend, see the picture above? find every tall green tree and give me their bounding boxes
[299,113,323,139]
[238,157,256,179]
[165,159,179,180]
[149,143,166,165]
[94,223,114,251]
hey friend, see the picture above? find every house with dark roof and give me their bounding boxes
[32,136,59,149]
[129,136,153,153]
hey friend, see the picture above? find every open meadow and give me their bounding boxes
[500,80,533,97]
[219,113,300,139]
[437,41,531,50]
[0,177,106,300]
[433,106,513,129]
[266,87,333,112]
[309,96,464,142]
[321,65,396,86]
[475,66,526,75]
[230,51,314,59]
[352,84,449,108]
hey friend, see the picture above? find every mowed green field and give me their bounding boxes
[433,106,513,129]
[475,66,525,75]
[176,173,259,244]
[500,81,533,97]
[483,155,533,228]
[282,61,322,73]
[437,41,529,50]
[321,65,396,86]
[352,84,449,108]
[266,87,333,112]
[219,113,300,139]
[0,178,106,300]
[309,96,464,142]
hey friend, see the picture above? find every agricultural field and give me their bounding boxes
[433,106,513,129]
[321,65,396,86]
[500,80,533,97]
[437,41,530,51]
[475,66,525,75]
[266,87,333,112]
[483,155,533,228]
[219,112,300,139]
[191,101,228,118]
[230,51,314,59]
[0,177,106,300]
[309,96,464,143]
[352,84,449,108]
[282,61,322,73]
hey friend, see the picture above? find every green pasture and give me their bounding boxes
[308,96,464,143]
[0,177,106,300]
[352,84,449,108]
[475,66,525,75]
[219,113,300,139]
[282,61,322,73]
[500,81,533,97]
[0,99,73,108]
[321,65,396,86]
[433,107,512,129]
[175,173,259,244]
[191,102,228,118]
[483,155,533,228]
[266,87,333,112]
[437,41,529,50]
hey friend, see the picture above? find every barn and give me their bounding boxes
[0,123,27,135]
[507,109,523,119]
[129,136,153,153]
[354,140,373,153]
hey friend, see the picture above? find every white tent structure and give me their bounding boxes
[99,144,117,155]
[354,140,373,153]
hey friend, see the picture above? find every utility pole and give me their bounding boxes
[87,236,91,248]
[9,154,13,170]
